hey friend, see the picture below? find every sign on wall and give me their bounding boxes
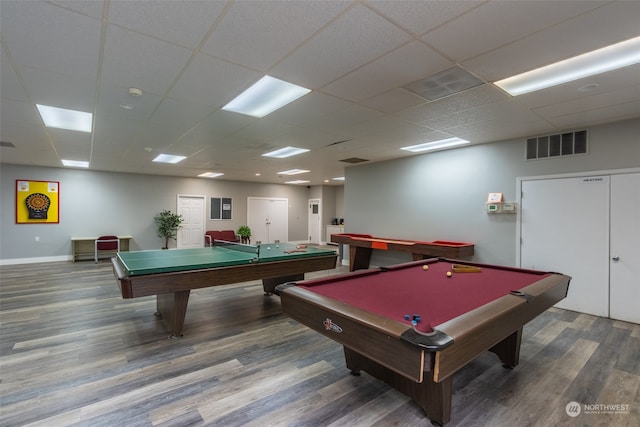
[15,180,60,224]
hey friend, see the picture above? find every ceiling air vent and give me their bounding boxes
[403,66,484,101]
[1,141,16,148]
[526,130,588,160]
[340,157,369,164]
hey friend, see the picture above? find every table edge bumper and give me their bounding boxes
[400,329,454,351]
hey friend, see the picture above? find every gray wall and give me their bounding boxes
[0,165,342,262]
[344,118,640,267]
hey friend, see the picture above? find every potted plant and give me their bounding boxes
[237,225,251,244]
[154,210,184,249]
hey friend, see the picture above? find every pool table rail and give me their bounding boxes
[277,282,433,383]
[434,271,570,382]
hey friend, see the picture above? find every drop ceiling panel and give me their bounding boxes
[361,88,427,113]
[271,4,412,88]
[365,0,483,35]
[424,0,608,62]
[150,98,215,130]
[322,41,452,102]
[397,84,507,123]
[167,53,260,108]
[202,1,349,71]
[0,50,27,102]
[101,25,192,96]
[0,1,101,79]
[546,101,640,129]
[463,1,640,81]
[534,85,640,122]
[268,92,353,127]
[20,67,96,112]
[97,84,163,120]
[514,65,640,109]
[1,99,42,126]
[107,1,225,49]
[1,1,638,185]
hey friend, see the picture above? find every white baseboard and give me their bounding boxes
[0,255,72,266]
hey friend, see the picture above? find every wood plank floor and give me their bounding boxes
[1,260,638,427]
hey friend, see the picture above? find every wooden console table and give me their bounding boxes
[71,235,133,262]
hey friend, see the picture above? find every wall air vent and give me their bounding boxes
[340,157,369,164]
[526,130,588,160]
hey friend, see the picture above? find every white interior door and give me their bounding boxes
[247,197,288,243]
[308,199,321,244]
[609,173,640,323]
[520,176,610,317]
[177,195,206,249]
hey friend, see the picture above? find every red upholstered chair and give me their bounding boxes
[204,231,223,246]
[220,230,240,242]
[95,235,119,263]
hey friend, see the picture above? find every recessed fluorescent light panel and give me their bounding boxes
[36,104,92,133]
[285,180,310,185]
[263,146,309,158]
[401,137,470,153]
[198,172,224,178]
[222,75,311,118]
[278,169,310,175]
[61,159,89,168]
[333,177,345,181]
[153,154,186,164]
[494,36,640,96]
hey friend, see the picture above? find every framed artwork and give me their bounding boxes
[16,180,60,224]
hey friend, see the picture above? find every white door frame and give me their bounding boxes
[176,194,206,249]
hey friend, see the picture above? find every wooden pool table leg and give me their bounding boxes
[349,247,372,271]
[156,290,191,339]
[488,327,522,368]
[344,347,452,425]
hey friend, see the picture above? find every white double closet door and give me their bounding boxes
[518,170,639,323]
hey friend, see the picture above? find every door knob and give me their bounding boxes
[612,256,620,261]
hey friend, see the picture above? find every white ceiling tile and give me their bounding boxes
[424,0,608,62]
[168,53,260,108]
[0,49,28,102]
[97,83,163,121]
[0,1,101,79]
[396,84,508,123]
[150,98,215,130]
[108,0,226,48]
[20,67,96,112]
[361,88,427,113]
[268,92,353,126]
[102,25,193,96]
[463,1,640,81]
[536,88,640,125]
[1,0,638,185]
[514,65,640,110]
[365,0,484,35]
[49,0,105,19]
[202,1,350,71]
[271,3,412,88]
[323,41,453,102]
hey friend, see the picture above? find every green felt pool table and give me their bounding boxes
[111,243,337,338]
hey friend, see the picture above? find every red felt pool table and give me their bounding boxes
[276,258,570,426]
